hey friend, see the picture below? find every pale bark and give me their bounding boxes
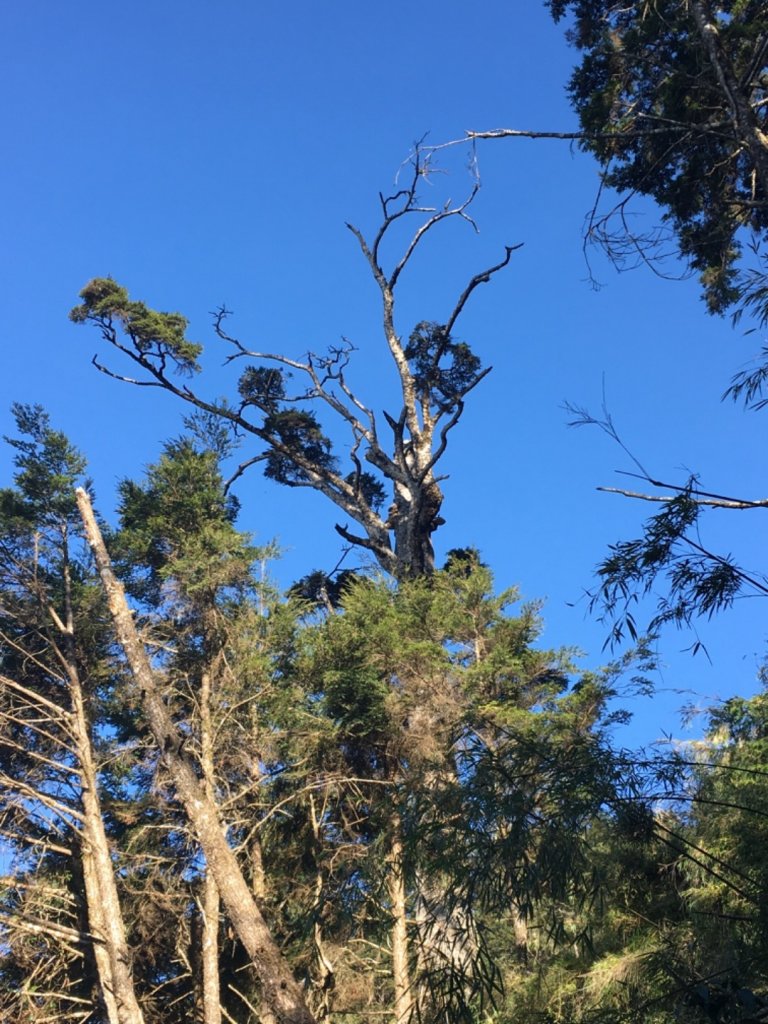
[80,844,122,1024]
[690,1,768,200]
[512,906,528,954]
[76,488,317,1024]
[72,691,145,1024]
[251,836,267,901]
[387,814,412,1024]
[60,531,145,1024]
[199,670,222,1024]
[201,874,221,1024]
[308,794,334,1019]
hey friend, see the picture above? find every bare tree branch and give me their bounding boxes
[598,486,768,510]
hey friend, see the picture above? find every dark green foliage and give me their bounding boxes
[724,254,768,404]
[567,396,760,645]
[404,321,483,409]
[2,402,87,525]
[294,564,635,1021]
[0,406,103,670]
[238,364,287,411]
[485,716,768,1024]
[345,469,386,512]
[70,276,202,374]
[112,432,297,1019]
[592,484,748,645]
[442,546,487,575]
[548,1,768,314]
[288,567,359,609]
[0,409,127,1022]
[116,437,248,605]
[263,409,337,484]
[3,409,765,1022]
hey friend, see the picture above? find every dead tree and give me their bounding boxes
[70,145,518,579]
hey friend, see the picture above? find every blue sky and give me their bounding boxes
[2,1,766,746]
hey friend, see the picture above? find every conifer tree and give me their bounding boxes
[546,0,768,316]
[79,436,317,1024]
[290,557,630,1023]
[0,405,144,1024]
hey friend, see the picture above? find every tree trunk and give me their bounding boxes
[60,529,145,1024]
[69,690,145,1023]
[691,0,768,199]
[76,488,317,1024]
[251,835,267,901]
[201,873,221,1024]
[71,674,145,1024]
[80,842,122,1024]
[199,670,222,1024]
[387,813,412,1024]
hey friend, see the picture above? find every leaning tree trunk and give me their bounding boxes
[76,488,317,1024]
[59,534,145,1024]
[80,844,122,1024]
[71,678,146,1024]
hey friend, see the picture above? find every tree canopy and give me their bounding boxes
[547,0,768,315]
[3,6,768,1022]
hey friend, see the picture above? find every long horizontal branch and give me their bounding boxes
[221,772,395,814]
[0,825,72,857]
[653,831,754,901]
[617,468,768,506]
[92,320,396,540]
[0,708,79,758]
[213,312,388,498]
[654,819,757,888]
[681,534,768,597]
[0,729,81,778]
[461,122,732,143]
[0,626,71,685]
[598,485,768,509]
[0,674,76,737]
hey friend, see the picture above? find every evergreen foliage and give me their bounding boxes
[5,30,766,1018]
[1,405,766,1021]
[548,1,768,315]
[71,277,202,374]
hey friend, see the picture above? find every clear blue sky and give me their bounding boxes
[2,1,765,746]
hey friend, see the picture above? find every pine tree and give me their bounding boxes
[291,557,629,1022]
[0,405,144,1024]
